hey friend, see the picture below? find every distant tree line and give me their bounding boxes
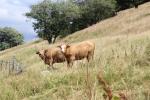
[116,0,149,10]
[26,0,149,43]
[0,27,23,51]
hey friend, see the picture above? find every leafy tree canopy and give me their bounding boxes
[0,27,24,51]
[26,0,80,43]
[26,0,149,43]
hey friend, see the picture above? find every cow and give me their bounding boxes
[36,47,66,70]
[58,41,95,67]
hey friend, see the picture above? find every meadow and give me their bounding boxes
[0,2,150,100]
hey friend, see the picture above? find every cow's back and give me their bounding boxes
[68,41,95,60]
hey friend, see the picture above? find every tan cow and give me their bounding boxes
[36,47,66,69]
[58,41,95,67]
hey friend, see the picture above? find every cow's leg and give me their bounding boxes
[70,61,73,68]
[70,56,75,67]
[67,60,73,68]
[47,59,56,70]
[67,56,74,68]
[51,64,55,70]
[87,51,94,62]
[87,53,91,62]
[47,64,56,70]
[50,62,57,70]
[91,50,94,60]
[47,66,52,70]
[67,60,70,68]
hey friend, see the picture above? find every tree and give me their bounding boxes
[116,0,150,10]
[26,0,149,44]
[0,27,24,51]
[26,0,80,43]
[84,0,116,24]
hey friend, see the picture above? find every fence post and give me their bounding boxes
[8,61,11,75]
[12,56,16,73]
[0,56,24,75]
[0,60,3,71]
[4,61,7,71]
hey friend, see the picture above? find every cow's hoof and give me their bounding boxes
[47,67,57,71]
[47,67,52,71]
[52,67,58,70]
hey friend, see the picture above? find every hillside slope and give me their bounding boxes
[0,2,150,100]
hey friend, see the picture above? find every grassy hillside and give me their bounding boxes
[0,2,150,100]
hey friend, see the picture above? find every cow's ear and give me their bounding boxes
[66,44,70,48]
[36,51,39,54]
[44,49,48,54]
[57,45,61,49]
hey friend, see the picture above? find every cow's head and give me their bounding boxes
[58,44,70,53]
[36,49,45,60]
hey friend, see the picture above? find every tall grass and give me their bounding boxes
[0,35,149,100]
[0,32,149,100]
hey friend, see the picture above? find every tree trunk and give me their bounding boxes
[47,38,52,44]
[52,35,57,44]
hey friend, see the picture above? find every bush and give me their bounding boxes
[116,0,150,10]
[83,0,116,24]
[0,27,23,51]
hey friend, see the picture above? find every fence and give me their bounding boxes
[0,56,24,75]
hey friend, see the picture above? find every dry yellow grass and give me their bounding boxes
[0,2,150,100]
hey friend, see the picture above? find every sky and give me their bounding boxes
[0,0,42,42]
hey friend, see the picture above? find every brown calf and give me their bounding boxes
[36,47,66,69]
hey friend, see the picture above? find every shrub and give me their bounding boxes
[0,27,23,51]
